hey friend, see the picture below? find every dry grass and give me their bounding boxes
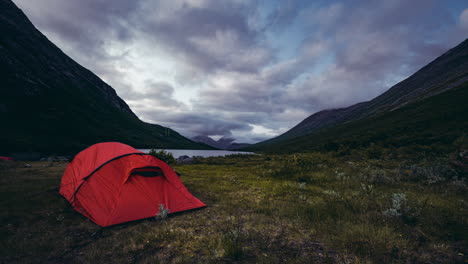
[0,154,466,263]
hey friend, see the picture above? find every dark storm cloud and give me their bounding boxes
[14,0,272,141]
[15,0,138,58]
[133,1,272,74]
[165,113,252,137]
[13,0,141,90]
[188,0,467,136]
[332,0,454,72]
[12,0,468,142]
[122,80,255,138]
[137,110,252,138]
[16,0,274,77]
[124,81,182,108]
[279,0,468,110]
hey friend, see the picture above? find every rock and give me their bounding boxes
[46,156,70,162]
[59,156,71,162]
[23,163,31,168]
[450,150,468,175]
[177,155,193,164]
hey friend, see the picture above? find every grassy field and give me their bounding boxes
[0,152,467,263]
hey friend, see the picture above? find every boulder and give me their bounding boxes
[177,155,193,164]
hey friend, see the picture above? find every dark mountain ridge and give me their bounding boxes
[248,38,468,151]
[0,0,211,154]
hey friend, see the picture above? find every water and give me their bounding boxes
[137,149,254,158]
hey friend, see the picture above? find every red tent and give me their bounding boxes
[60,142,206,227]
[0,156,14,161]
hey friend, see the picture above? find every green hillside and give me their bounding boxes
[246,39,468,154]
[245,83,468,155]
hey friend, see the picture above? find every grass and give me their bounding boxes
[245,84,468,155]
[0,152,467,263]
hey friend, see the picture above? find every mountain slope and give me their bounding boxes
[248,84,468,154]
[0,0,211,154]
[247,39,468,153]
[191,135,251,150]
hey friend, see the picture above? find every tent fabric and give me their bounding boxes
[0,156,14,161]
[60,142,206,227]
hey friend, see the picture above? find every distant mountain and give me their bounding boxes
[0,0,212,154]
[191,136,221,149]
[228,142,252,150]
[191,135,251,150]
[247,39,468,153]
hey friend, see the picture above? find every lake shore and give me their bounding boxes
[137,149,255,158]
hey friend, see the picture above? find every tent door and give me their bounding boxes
[130,166,164,177]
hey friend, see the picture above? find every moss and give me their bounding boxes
[1,151,466,263]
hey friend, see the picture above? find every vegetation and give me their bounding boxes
[1,148,466,263]
[0,97,214,155]
[1,2,465,262]
[148,149,176,165]
[245,84,468,155]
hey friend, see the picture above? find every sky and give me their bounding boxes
[13,0,468,143]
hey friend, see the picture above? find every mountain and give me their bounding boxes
[228,142,252,150]
[191,136,221,149]
[247,39,468,153]
[0,0,212,154]
[191,135,251,150]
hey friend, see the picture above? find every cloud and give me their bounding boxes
[126,81,185,110]
[460,8,468,30]
[133,0,272,75]
[12,0,468,143]
[15,0,137,58]
[138,110,253,138]
[278,0,466,111]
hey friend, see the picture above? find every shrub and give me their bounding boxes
[406,163,458,184]
[222,227,244,260]
[0,160,18,176]
[333,222,408,261]
[383,193,409,217]
[154,204,170,222]
[148,149,176,164]
[221,217,246,260]
[190,156,205,164]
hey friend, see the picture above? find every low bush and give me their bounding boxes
[148,149,176,164]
